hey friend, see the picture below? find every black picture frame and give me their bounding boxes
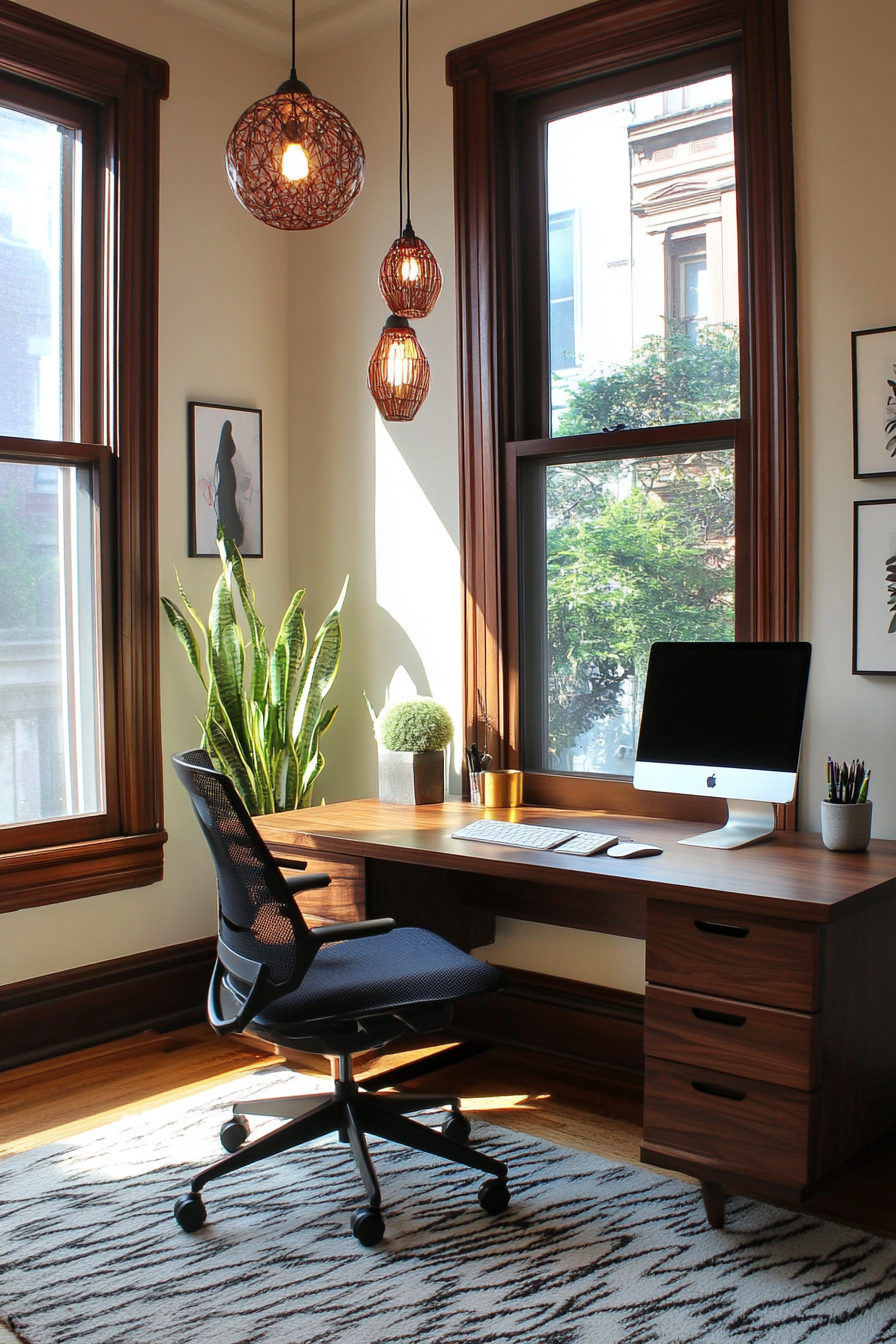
[188,401,263,557]
[853,497,896,675]
[852,325,896,479]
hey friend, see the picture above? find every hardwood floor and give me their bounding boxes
[0,1025,275,1159]
[0,1023,644,1168]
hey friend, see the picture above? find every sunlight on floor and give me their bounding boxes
[461,1093,550,1112]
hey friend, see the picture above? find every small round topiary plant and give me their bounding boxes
[377,698,454,754]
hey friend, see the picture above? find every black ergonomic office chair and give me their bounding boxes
[170,749,510,1246]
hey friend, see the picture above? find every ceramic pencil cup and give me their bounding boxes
[820,800,872,852]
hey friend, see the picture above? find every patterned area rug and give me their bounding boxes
[3,1067,896,1344]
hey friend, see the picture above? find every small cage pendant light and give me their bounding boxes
[369,0,437,420]
[226,0,364,230]
[367,315,431,422]
[377,0,441,318]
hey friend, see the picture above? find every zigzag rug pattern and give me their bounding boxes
[2,1069,896,1344]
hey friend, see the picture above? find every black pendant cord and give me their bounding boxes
[398,0,405,236]
[404,0,412,232]
[290,0,297,81]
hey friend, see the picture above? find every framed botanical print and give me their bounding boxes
[853,325,896,478]
[188,402,263,557]
[853,498,896,674]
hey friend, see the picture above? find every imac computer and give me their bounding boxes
[633,641,812,849]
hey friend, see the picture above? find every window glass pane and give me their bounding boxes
[0,105,80,440]
[547,74,739,435]
[0,460,103,825]
[538,448,734,775]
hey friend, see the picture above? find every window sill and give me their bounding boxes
[0,831,167,914]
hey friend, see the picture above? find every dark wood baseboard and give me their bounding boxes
[0,940,644,1082]
[0,937,216,1073]
[454,965,645,1077]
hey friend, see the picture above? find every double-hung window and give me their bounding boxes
[0,3,168,909]
[449,0,798,818]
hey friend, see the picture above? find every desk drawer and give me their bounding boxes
[643,1057,813,1187]
[646,900,820,1011]
[645,986,819,1089]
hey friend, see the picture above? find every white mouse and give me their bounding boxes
[606,841,663,859]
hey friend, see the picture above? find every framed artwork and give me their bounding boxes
[853,498,896,674]
[853,325,896,478]
[188,402,263,557]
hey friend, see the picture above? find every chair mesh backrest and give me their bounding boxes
[172,750,308,985]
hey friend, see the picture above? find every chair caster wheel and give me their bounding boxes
[351,1206,385,1247]
[220,1116,250,1152]
[441,1112,472,1144]
[478,1178,511,1215]
[174,1192,207,1232]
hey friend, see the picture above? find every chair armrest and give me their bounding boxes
[276,856,308,871]
[310,918,395,943]
[283,871,331,896]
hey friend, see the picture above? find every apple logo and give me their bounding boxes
[706,773,717,789]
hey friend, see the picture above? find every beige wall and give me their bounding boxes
[0,0,291,984]
[2,0,894,993]
[791,0,896,836]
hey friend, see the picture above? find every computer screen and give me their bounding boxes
[633,641,812,848]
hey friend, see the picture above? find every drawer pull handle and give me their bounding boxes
[694,919,749,939]
[692,1007,748,1027]
[692,1080,747,1102]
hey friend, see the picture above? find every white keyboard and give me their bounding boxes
[452,819,616,853]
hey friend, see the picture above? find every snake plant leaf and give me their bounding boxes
[217,528,268,704]
[281,735,301,810]
[300,748,324,804]
[205,713,259,816]
[161,597,206,687]
[317,704,338,738]
[175,568,208,643]
[209,570,246,740]
[291,577,348,758]
[271,591,307,732]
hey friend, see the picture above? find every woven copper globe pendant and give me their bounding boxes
[368,315,430,422]
[378,222,442,319]
[225,3,364,230]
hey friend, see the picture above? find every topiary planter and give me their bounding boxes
[377,748,444,805]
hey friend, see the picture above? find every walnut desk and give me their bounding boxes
[256,799,896,1228]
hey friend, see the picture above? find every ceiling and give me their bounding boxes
[158,0,423,55]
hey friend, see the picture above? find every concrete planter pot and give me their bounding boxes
[820,799,872,852]
[377,748,445,805]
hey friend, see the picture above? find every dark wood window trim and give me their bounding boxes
[0,1,169,912]
[447,0,798,821]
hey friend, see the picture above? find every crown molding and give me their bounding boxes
[157,0,430,56]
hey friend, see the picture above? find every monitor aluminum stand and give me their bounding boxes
[680,799,777,849]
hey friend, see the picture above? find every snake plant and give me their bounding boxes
[162,528,347,815]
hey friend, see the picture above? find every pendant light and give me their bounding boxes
[367,315,431,422]
[226,0,364,231]
[369,0,436,422]
[377,0,442,318]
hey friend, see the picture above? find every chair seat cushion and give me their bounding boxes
[252,927,504,1028]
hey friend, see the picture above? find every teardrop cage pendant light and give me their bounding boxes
[226,0,365,230]
[369,0,439,421]
[367,314,431,422]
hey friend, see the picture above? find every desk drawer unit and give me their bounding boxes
[645,985,819,1090]
[644,1058,814,1187]
[646,901,820,1011]
[643,899,822,1192]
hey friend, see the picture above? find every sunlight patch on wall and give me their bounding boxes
[374,413,462,767]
